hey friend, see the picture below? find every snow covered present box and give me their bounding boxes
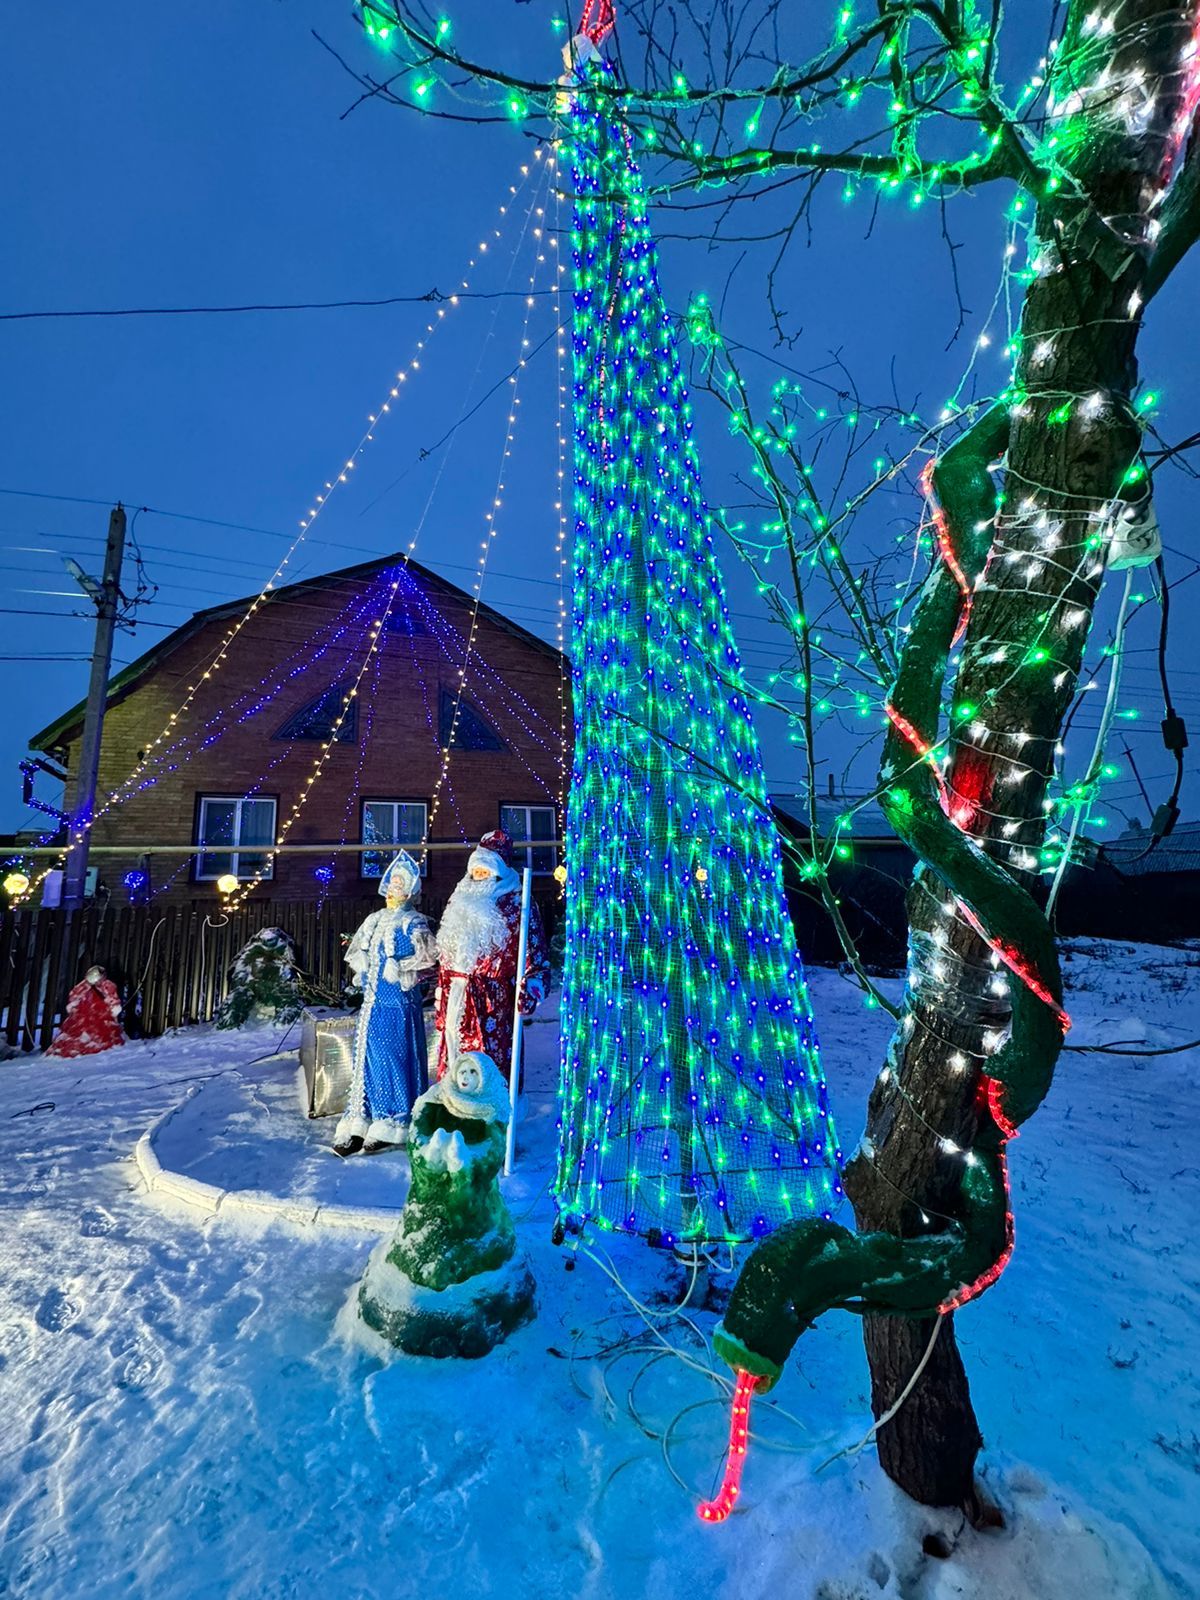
[299,1009,357,1118]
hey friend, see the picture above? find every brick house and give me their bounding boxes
[29,554,569,912]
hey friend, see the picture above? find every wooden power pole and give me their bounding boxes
[62,503,127,909]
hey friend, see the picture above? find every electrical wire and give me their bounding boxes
[0,289,556,322]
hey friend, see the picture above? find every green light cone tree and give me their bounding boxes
[553,66,843,1247]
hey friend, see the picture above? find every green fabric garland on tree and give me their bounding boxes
[712,408,1066,1385]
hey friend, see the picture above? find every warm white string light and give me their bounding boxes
[29,151,550,900]
[226,153,557,907]
[425,152,557,850]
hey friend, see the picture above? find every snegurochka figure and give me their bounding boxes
[334,850,437,1157]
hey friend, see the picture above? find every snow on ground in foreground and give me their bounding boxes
[0,939,1197,1599]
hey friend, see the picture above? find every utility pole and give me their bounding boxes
[62,504,127,909]
[1121,740,1155,824]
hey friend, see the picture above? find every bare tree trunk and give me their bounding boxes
[845,0,1197,1511]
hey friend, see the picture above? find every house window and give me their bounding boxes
[438,687,506,752]
[383,606,427,636]
[361,799,428,879]
[195,796,277,882]
[274,683,358,743]
[500,804,558,874]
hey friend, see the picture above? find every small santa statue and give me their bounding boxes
[433,830,550,1082]
[46,966,125,1059]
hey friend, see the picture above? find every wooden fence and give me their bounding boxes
[0,890,562,1054]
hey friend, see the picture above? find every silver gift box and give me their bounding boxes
[300,1008,358,1118]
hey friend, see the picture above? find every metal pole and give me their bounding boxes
[63,504,126,909]
[503,866,534,1177]
[1121,740,1155,823]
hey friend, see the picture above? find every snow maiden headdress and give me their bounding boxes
[378,850,421,902]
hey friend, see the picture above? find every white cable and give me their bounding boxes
[815,1312,945,1474]
[1046,565,1134,915]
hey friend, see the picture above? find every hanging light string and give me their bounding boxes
[400,585,470,847]
[215,157,553,911]
[425,151,558,850]
[23,151,548,902]
[400,572,562,781]
[552,146,573,840]
[315,147,558,897]
[11,567,391,892]
[223,153,555,908]
[45,574,397,906]
[115,575,390,802]
[316,640,386,911]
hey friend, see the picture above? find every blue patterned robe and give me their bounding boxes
[335,906,437,1145]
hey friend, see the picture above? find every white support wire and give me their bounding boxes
[1046,564,1135,915]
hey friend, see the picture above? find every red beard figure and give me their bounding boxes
[46,965,126,1059]
[434,830,550,1082]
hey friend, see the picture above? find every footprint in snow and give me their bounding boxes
[80,1205,117,1237]
[115,1337,165,1392]
[35,1287,82,1333]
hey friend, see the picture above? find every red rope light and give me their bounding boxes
[578,0,616,46]
[919,460,973,646]
[697,1368,758,1523]
[938,1074,1017,1313]
[953,898,1071,1032]
[885,702,950,808]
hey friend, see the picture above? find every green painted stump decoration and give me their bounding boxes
[357,1052,535,1358]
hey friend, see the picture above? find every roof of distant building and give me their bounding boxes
[771,794,901,843]
[1100,820,1200,876]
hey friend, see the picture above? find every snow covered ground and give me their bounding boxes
[0,939,1197,1599]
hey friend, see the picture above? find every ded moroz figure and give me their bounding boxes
[433,829,550,1082]
[333,850,438,1157]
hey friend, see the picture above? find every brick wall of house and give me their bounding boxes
[48,564,569,908]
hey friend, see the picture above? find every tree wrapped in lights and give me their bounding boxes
[348,0,1200,1513]
[553,50,843,1246]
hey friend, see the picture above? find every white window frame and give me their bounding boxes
[360,799,429,879]
[195,795,277,882]
[500,804,559,875]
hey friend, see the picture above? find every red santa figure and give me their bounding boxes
[433,830,550,1082]
[46,965,126,1059]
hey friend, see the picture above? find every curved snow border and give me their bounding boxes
[133,1054,400,1234]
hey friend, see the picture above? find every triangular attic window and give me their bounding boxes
[274,683,358,743]
[439,687,506,751]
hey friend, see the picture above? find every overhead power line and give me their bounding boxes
[0,288,555,323]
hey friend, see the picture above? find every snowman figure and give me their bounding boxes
[356,1051,535,1358]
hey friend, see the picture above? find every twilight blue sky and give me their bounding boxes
[2,2,1197,836]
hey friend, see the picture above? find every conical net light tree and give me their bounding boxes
[553,62,844,1246]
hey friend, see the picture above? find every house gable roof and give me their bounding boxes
[29,552,564,754]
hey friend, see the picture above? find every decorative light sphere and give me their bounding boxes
[3,871,30,899]
[215,873,240,897]
[553,864,568,885]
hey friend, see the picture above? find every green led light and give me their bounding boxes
[555,63,842,1245]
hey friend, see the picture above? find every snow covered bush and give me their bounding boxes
[215,927,303,1030]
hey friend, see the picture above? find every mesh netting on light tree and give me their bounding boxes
[553,61,843,1247]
